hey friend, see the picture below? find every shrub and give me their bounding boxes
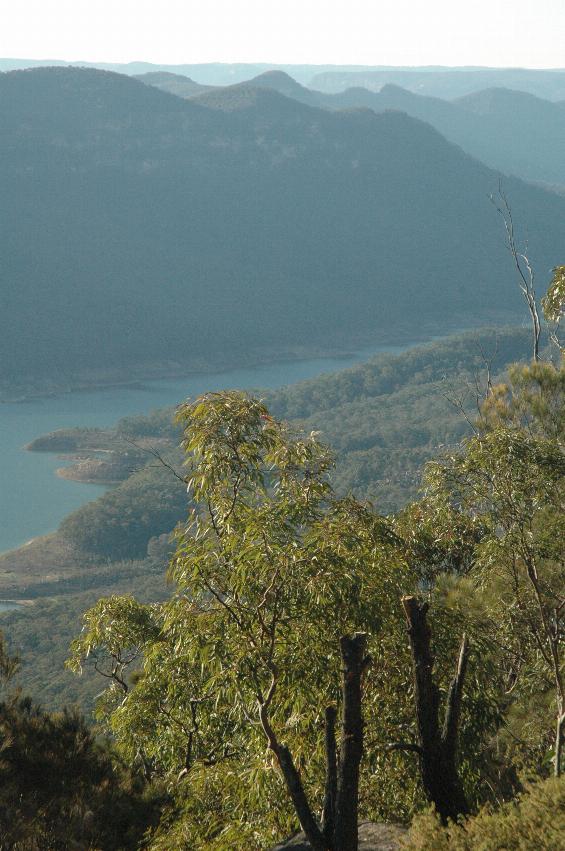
[402,777,565,850]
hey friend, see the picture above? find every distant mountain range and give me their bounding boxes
[133,71,212,97]
[3,59,565,98]
[0,60,387,86]
[140,70,565,187]
[1,66,564,388]
[310,67,565,100]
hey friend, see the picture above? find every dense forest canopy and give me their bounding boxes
[53,328,532,559]
[0,319,563,847]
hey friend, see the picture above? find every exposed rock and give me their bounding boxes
[272,821,406,850]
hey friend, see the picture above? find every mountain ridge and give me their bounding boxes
[135,70,565,186]
[1,66,563,388]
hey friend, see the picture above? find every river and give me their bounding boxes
[0,343,413,554]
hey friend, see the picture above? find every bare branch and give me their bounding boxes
[490,186,541,361]
[442,634,470,755]
[122,436,188,483]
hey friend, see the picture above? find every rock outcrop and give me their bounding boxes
[272,821,406,850]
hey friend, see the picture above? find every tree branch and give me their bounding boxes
[442,634,469,755]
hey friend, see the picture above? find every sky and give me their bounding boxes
[2,0,565,68]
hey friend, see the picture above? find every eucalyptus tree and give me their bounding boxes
[69,392,414,848]
[425,360,565,776]
[68,392,509,847]
[542,265,565,352]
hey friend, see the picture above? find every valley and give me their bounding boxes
[0,337,418,555]
[0,326,533,711]
[0,45,563,848]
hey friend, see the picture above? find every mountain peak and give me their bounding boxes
[135,71,198,84]
[455,86,552,114]
[193,82,318,115]
[133,70,211,98]
[249,70,303,90]
[379,83,410,95]
[245,70,313,100]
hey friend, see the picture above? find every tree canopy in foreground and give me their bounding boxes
[67,355,563,848]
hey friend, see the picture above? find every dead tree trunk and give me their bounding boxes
[333,633,370,851]
[402,596,470,823]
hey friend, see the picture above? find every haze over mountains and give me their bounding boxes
[134,71,212,97]
[310,66,565,100]
[3,59,565,98]
[2,65,564,392]
[140,69,565,187]
[0,59,328,85]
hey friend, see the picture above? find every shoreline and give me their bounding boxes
[0,314,511,405]
[0,533,43,559]
[0,345,365,404]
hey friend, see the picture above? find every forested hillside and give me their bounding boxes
[51,327,534,560]
[20,355,564,849]
[0,324,562,848]
[0,327,531,710]
[2,5,565,841]
[2,66,564,392]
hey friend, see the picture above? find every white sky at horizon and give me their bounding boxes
[2,0,565,69]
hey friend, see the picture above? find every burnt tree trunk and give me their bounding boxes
[402,596,469,823]
[333,633,369,851]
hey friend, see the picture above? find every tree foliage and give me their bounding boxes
[542,264,565,351]
[402,776,565,850]
[425,360,565,776]
[0,632,159,850]
[68,391,513,847]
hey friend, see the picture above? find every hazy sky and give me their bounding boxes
[3,0,565,68]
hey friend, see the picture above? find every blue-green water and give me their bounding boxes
[0,345,410,554]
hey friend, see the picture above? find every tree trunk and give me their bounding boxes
[555,710,565,777]
[333,633,369,851]
[262,634,371,851]
[402,597,469,823]
[277,745,329,851]
[322,705,337,845]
